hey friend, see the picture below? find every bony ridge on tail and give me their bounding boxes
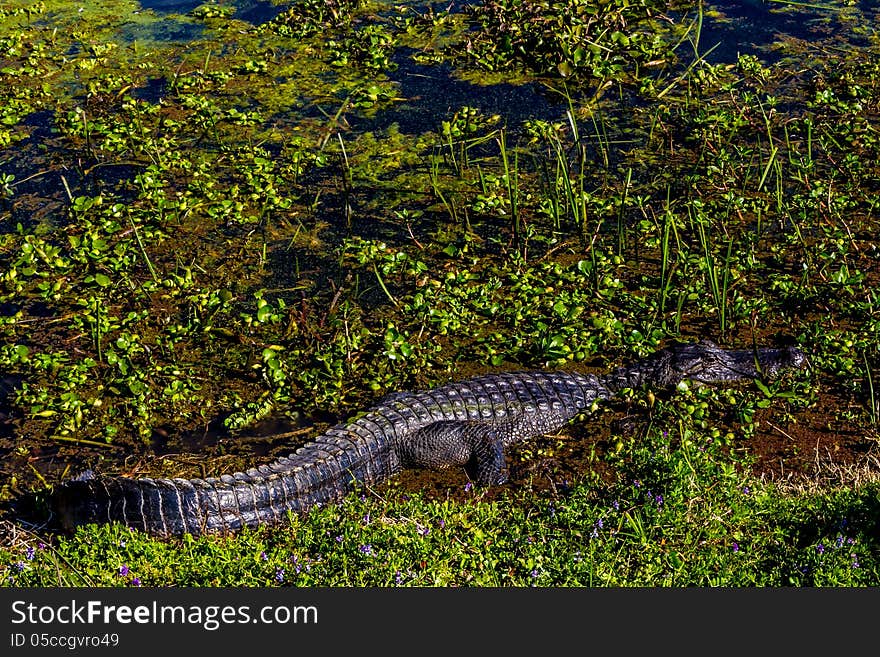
[52,340,806,537]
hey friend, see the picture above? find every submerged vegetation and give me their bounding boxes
[1,0,879,585]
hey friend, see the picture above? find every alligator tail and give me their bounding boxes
[53,441,393,537]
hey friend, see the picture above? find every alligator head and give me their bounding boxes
[653,340,807,386]
[604,339,807,391]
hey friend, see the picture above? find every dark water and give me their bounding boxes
[362,51,567,135]
[123,1,287,42]
[700,0,878,64]
[140,0,288,23]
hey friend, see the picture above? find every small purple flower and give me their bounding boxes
[12,561,25,572]
[38,542,46,550]
[363,513,371,524]
[290,555,303,574]
[260,551,268,561]
[732,542,739,553]
[418,526,430,536]
[742,486,750,495]
[359,544,373,556]
[464,482,473,492]
[612,500,620,511]
[130,577,141,587]
[119,565,130,577]
[655,494,663,506]
[394,571,404,585]
[530,569,539,579]
[596,518,604,529]
[335,535,343,543]
[275,568,285,583]
[836,535,845,548]
[25,546,35,560]
[437,519,445,529]
[816,544,825,555]
[851,555,860,569]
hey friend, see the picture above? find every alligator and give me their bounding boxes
[51,340,806,537]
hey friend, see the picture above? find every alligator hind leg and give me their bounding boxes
[399,421,509,486]
[463,427,508,486]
